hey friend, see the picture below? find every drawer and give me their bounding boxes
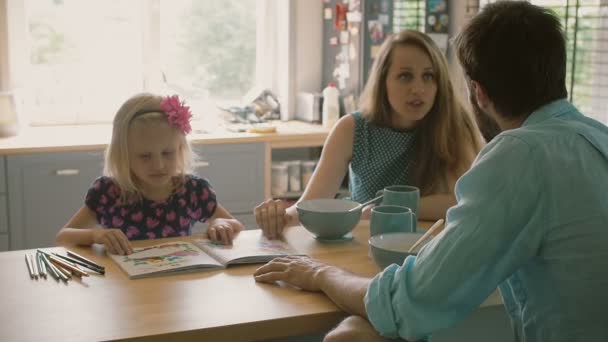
[193,144,265,214]
[0,157,5,193]
[0,234,8,251]
[0,195,7,233]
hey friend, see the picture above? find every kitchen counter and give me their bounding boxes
[0,120,330,155]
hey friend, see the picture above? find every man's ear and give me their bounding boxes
[470,80,490,109]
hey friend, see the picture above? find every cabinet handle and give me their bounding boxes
[55,169,80,176]
[193,161,210,168]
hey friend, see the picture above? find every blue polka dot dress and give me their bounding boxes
[348,112,417,203]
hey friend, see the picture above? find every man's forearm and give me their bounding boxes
[316,266,372,317]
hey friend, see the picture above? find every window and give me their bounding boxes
[7,0,260,125]
[393,0,426,32]
[476,0,608,124]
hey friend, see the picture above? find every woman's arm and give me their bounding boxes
[255,115,356,237]
[418,194,456,220]
[419,140,481,221]
[287,115,356,214]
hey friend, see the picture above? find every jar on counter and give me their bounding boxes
[271,162,289,196]
[301,160,317,189]
[287,160,302,192]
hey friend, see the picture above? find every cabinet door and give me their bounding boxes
[0,156,6,193]
[0,195,7,234]
[0,234,7,251]
[232,213,258,229]
[7,151,104,249]
[192,143,265,215]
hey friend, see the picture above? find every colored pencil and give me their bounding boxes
[36,253,47,278]
[30,253,39,278]
[41,254,60,281]
[47,257,71,281]
[66,250,105,271]
[49,255,89,277]
[52,252,105,274]
[25,254,35,279]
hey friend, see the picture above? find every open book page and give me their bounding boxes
[110,241,222,279]
[193,229,301,265]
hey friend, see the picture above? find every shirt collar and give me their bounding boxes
[522,98,574,127]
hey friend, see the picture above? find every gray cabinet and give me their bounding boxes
[0,234,7,251]
[7,151,104,250]
[0,195,8,234]
[0,157,7,251]
[0,156,5,193]
[193,143,264,229]
[4,143,265,250]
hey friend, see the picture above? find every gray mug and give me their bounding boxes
[370,205,417,236]
[376,185,420,216]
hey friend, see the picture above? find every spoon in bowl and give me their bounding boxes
[408,219,444,253]
[349,194,384,212]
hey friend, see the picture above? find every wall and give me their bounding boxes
[289,0,471,111]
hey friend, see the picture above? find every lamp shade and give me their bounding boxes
[0,92,18,137]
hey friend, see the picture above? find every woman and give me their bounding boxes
[256,30,484,239]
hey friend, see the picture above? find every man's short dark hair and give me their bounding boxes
[454,1,568,118]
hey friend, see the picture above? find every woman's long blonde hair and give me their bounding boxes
[104,93,194,202]
[359,30,483,195]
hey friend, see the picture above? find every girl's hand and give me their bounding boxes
[93,229,133,255]
[207,218,243,245]
[254,199,288,239]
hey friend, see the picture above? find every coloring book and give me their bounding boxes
[110,229,300,279]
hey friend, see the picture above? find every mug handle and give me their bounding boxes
[411,212,417,233]
[374,189,385,205]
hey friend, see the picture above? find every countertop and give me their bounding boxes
[0,120,330,155]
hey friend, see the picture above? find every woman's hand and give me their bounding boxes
[254,199,289,239]
[361,204,375,220]
[207,218,243,245]
[92,228,133,255]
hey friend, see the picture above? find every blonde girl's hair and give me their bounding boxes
[104,93,194,202]
[359,30,484,195]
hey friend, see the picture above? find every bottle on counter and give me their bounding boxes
[322,82,340,129]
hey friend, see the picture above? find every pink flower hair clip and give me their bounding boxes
[160,95,193,134]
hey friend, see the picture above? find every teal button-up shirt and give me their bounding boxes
[364,99,608,341]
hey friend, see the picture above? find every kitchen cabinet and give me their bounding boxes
[0,121,329,249]
[4,143,265,250]
[0,195,8,234]
[0,157,7,251]
[192,143,265,229]
[0,156,5,193]
[7,151,105,250]
[0,234,7,251]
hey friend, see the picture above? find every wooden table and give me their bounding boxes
[0,221,501,341]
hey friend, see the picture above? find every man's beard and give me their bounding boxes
[469,90,502,142]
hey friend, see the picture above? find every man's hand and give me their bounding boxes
[253,256,332,291]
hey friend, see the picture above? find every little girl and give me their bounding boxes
[56,93,243,255]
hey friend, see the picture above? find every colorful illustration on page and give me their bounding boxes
[121,243,201,267]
